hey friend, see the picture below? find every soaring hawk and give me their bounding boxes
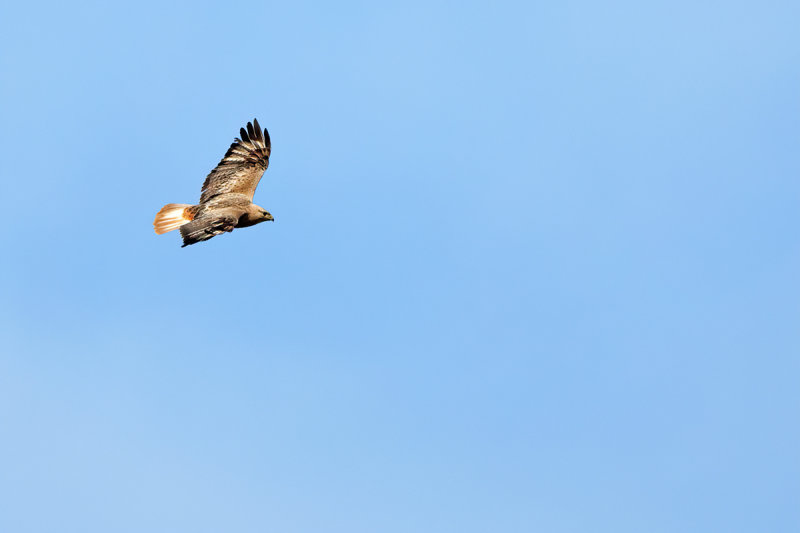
[154,118,274,247]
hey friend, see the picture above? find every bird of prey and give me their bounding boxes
[154,118,274,247]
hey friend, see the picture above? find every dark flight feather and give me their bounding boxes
[200,118,271,203]
[180,213,238,247]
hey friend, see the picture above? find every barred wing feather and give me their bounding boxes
[199,118,271,203]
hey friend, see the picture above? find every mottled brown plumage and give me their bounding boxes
[200,118,271,203]
[153,119,274,247]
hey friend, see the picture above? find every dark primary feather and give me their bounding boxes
[199,118,271,203]
[180,212,239,247]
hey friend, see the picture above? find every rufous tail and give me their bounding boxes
[154,203,194,234]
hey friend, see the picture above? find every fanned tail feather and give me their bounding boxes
[154,203,194,234]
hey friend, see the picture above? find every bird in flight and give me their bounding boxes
[154,118,274,247]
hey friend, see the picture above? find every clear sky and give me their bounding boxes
[1,1,798,532]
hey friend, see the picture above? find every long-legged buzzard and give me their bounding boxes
[154,118,274,247]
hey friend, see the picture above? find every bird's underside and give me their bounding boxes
[153,119,273,247]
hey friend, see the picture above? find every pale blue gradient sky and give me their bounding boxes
[1,1,799,532]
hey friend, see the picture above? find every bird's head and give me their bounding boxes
[254,206,273,222]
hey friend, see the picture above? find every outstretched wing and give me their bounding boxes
[179,210,240,247]
[199,118,271,203]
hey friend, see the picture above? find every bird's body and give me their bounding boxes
[154,119,274,247]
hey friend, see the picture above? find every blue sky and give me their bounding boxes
[1,1,798,532]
